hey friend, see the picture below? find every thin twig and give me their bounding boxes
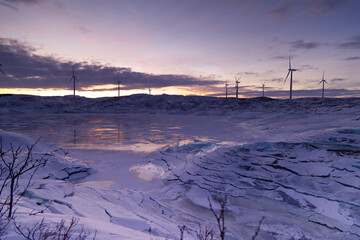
[252,217,265,240]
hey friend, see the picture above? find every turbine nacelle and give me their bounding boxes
[234,76,241,99]
[69,67,78,83]
[68,67,78,97]
[317,72,328,85]
[284,56,296,100]
[285,55,297,82]
[69,75,77,83]
[318,80,328,85]
[318,71,328,98]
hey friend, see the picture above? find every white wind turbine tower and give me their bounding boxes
[0,64,6,76]
[284,56,297,100]
[318,71,327,99]
[225,81,229,98]
[69,67,78,97]
[117,77,121,97]
[261,82,265,97]
[235,76,241,99]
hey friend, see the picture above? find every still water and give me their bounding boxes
[0,113,234,152]
[0,114,187,151]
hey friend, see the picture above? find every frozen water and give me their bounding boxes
[2,95,360,239]
[130,163,166,182]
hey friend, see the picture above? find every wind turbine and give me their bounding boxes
[225,81,229,98]
[69,67,77,97]
[0,64,6,76]
[235,76,241,99]
[261,82,265,97]
[284,56,297,100]
[149,86,151,95]
[317,71,327,99]
[117,77,121,97]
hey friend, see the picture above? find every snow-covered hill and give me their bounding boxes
[1,94,360,239]
[1,94,359,115]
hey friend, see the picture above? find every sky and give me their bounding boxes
[0,0,359,98]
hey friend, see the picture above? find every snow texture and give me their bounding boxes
[1,94,360,239]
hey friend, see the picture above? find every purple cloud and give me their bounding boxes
[345,56,360,61]
[75,25,91,34]
[0,1,17,10]
[330,78,346,82]
[3,0,41,5]
[289,40,321,50]
[269,0,355,19]
[271,55,290,60]
[0,38,222,90]
[267,78,283,83]
[0,0,45,11]
[340,35,360,49]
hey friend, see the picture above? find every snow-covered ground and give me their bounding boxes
[1,94,360,239]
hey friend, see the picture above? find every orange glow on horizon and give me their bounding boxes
[0,86,217,98]
[0,88,71,96]
[81,84,118,91]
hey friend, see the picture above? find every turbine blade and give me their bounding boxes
[284,70,290,83]
[322,71,325,81]
[317,80,322,86]
[0,68,6,76]
[289,56,291,69]
[69,76,74,84]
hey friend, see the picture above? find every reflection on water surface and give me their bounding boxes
[0,114,186,152]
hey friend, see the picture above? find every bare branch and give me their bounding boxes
[196,225,215,240]
[178,225,186,240]
[0,138,52,218]
[14,217,95,240]
[252,217,265,240]
[208,195,227,240]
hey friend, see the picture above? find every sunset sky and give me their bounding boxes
[0,0,360,98]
